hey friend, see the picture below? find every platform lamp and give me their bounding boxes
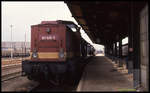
[24,31,26,59]
[10,25,13,61]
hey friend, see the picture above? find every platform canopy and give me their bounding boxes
[65,1,146,45]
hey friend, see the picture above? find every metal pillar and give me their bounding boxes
[25,32,26,57]
[106,45,109,57]
[108,43,111,57]
[111,42,114,60]
[112,43,116,62]
[10,25,13,61]
[104,45,107,56]
[105,44,109,57]
[128,2,134,74]
[119,37,123,67]
[114,41,117,64]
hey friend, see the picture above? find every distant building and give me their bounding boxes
[2,42,31,57]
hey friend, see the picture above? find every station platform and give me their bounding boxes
[77,56,134,91]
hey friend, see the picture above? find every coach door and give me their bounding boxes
[140,5,148,90]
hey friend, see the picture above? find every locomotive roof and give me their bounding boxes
[31,20,78,28]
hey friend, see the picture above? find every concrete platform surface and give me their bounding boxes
[77,56,134,91]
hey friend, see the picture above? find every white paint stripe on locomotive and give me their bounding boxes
[2,63,22,68]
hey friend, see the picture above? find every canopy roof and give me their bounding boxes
[65,1,146,45]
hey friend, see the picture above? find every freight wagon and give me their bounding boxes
[2,48,30,57]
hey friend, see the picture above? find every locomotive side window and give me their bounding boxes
[66,24,77,32]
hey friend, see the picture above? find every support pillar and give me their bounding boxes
[111,42,114,61]
[132,2,141,89]
[114,41,117,64]
[112,43,115,62]
[119,38,123,67]
[128,2,134,74]
[104,45,107,56]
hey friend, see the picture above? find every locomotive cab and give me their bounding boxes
[30,21,66,62]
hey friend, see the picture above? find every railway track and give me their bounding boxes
[2,57,92,91]
[1,71,22,82]
[2,63,21,70]
[2,61,22,82]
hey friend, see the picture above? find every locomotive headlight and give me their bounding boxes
[59,48,64,58]
[32,52,38,58]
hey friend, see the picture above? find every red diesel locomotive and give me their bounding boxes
[22,20,94,85]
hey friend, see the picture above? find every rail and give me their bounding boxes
[1,71,22,82]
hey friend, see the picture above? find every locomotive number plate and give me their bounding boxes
[40,35,56,40]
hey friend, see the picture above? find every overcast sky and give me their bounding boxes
[2,1,92,43]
